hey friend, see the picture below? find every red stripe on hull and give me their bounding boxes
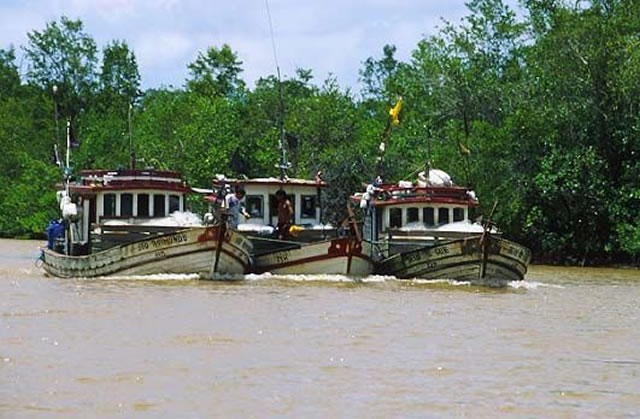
[257,252,372,273]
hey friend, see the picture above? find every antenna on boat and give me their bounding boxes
[265,0,290,180]
[128,101,135,170]
[424,123,431,176]
[65,119,71,194]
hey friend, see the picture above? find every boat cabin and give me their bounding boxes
[62,169,192,253]
[208,177,327,229]
[352,170,479,247]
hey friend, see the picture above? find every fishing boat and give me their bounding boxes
[40,123,251,278]
[40,168,252,278]
[206,175,374,276]
[353,169,531,285]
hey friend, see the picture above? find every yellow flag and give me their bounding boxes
[389,97,403,126]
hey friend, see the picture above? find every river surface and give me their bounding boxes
[1,239,639,418]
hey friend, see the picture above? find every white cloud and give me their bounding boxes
[134,31,192,75]
[1,0,521,90]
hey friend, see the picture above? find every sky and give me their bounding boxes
[0,0,518,92]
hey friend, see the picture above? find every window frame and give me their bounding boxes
[103,193,116,217]
[423,207,434,227]
[137,194,150,217]
[169,194,180,214]
[153,194,166,218]
[300,195,317,219]
[120,193,133,217]
[389,208,402,228]
[246,195,264,218]
[407,207,419,223]
[453,207,464,222]
[438,207,450,225]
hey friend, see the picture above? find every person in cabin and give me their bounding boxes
[275,189,293,239]
[224,187,250,229]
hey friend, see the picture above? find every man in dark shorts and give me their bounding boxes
[275,189,293,239]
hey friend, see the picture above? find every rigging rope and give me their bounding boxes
[264,0,280,73]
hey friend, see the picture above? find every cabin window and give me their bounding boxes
[269,195,278,223]
[137,194,149,217]
[169,195,180,214]
[390,208,402,228]
[103,193,116,217]
[423,207,434,226]
[407,207,419,223]
[301,195,316,219]
[438,207,450,225]
[89,197,96,224]
[153,194,166,217]
[246,195,263,217]
[453,207,464,222]
[120,193,133,217]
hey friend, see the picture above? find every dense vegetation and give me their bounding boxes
[1,0,639,265]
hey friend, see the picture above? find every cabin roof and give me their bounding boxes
[352,185,478,208]
[79,169,183,179]
[212,176,327,188]
[69,169,191,195]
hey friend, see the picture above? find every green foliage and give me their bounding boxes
[0,48,21,98]
[23,16,98,124]
[186,44,245,98]
[0,153,58,235]
[99,40,141,108]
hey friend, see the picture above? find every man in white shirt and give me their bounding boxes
[224,187,250,228]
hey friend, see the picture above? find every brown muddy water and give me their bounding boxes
[1,238,639,418]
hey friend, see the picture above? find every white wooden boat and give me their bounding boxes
[352,169,531,285]
[41,225,251,278]
[253,236,374,276]
[42,169,252,278]
[208,176,374,276]
[377,233,530,286]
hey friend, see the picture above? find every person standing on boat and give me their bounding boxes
[275,189,293,239]
[225,187,250,229]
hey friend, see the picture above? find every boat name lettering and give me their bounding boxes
[274,252,290,264]
[402,250,438,269]
[501,244,526,260]
[154,250,166,258]
[148,234,189,250]
[403,245,449,265]
[434,246,449,256]
[403,250,431,265]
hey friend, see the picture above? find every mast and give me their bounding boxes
[64,119,71,255]
[65,120,71,195]
[276,67,289,179]
[376,97,402,178]
[129,101,135,170]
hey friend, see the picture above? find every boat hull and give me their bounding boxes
[377,235,531,285]
[253,238,374,276]
[41,226,252,278]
